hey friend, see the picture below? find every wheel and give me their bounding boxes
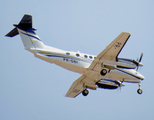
[100,69,107,76]
[137,88,143,94]
[82,89,89,96]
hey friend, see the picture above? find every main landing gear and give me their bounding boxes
[137,84,143,94]
[100,69,107,76]
[82,89,89,96]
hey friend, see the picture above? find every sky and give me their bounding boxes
[0,0,154,120]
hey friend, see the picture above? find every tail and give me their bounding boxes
[5,14,45,50]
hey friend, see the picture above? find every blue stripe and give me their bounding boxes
[118,58,139,66]
[117,66,133,69]
[115,68,141,79]
[118,58,134,62]
[100,79,115,82]
[21,32,41,41]
[46,55,92,63]
[118,59,134,65]
[26,28,36,34]
[98,79,118,85]
[118,58,137,68]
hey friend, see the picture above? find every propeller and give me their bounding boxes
[136,53,143,71]
[115,80,125,92]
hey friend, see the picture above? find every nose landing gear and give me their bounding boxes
[137,84,143,94]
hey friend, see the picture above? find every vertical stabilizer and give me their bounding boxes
[5,14,45,50]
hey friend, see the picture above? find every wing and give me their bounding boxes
[65,75,96,98]
[88,32,131,71]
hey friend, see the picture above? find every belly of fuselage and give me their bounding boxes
[52,57,91,73]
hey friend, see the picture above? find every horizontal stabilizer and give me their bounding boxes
[5,28,18,37]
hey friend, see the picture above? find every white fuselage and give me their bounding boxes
[28,45,144,83]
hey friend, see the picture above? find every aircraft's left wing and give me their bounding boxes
[65,75,95,98]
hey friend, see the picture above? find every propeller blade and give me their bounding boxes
[136,53,143,71]
[139,53,143,62]
[136,66,139,71]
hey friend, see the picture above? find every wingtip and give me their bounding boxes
[122,32,131,35]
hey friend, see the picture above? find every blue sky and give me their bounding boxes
[0,0,154,120]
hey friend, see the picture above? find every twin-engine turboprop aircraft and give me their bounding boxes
[6,14,144,98]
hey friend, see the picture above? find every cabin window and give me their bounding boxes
[89,56,93,59]
[66,52,70,55]
[76,53,80,57]
[84,55,88,58]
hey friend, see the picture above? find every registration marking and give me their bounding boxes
[63,58,78,64]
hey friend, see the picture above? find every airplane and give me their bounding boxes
[5,14,145,98]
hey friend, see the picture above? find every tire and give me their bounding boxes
[137,88,143,94]
[82,89,89,96]
[100,69,107,76]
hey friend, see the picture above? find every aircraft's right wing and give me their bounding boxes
[65,75,96,98]
[88,32,131,71]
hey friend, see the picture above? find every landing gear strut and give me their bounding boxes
[82,89,89,96]
[137,84,143,94]
[100,69,107,76]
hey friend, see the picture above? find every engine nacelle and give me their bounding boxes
[103,63,117,69]
[117,58,137,68]
[84,83,98,90]
[96,79,124,89]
